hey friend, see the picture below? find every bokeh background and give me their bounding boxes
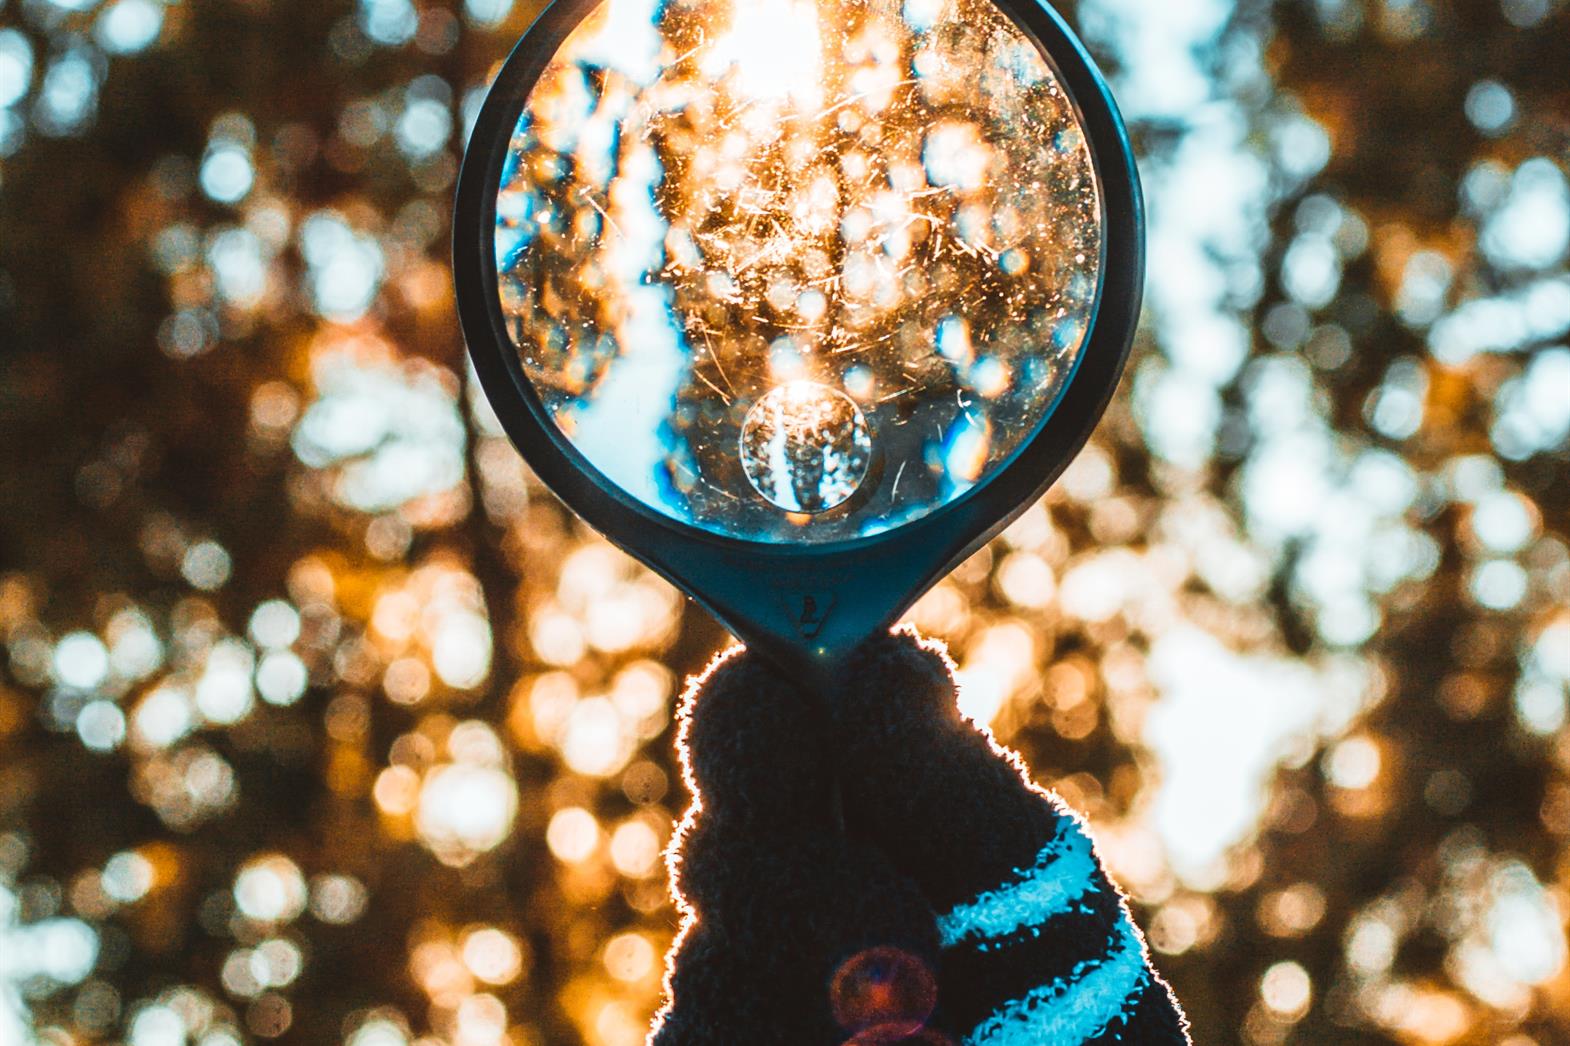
[1,0,1568,1043]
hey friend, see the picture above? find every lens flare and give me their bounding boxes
[830,946,938,1040]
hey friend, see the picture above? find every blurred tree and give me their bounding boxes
[0,0,1567,1043]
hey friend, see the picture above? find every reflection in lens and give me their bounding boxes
[495,0,1103,542]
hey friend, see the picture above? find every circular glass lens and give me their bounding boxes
[493,0,1103,543]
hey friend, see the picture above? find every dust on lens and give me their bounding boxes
[495,0,1103,543]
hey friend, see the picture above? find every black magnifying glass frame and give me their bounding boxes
[454,0,1144,686]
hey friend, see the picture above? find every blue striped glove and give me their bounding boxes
[651,628,1189,1045]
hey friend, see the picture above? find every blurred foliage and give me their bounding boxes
[1,0,1569,1044]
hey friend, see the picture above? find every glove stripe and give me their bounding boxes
[936,824,1099,948]
[961,921,1148,1046]
[936,908,1125,1033]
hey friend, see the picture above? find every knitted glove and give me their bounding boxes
[650,628,1190,1046]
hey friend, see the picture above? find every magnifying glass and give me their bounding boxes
[454,0,1142,682]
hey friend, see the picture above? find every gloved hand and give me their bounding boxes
[650,627,1191,1046]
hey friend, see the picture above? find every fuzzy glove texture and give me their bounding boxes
[650,628,1190,1046]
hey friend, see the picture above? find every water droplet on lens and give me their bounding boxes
[741,382,872,514]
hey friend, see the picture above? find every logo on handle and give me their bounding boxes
[771,575,842,639]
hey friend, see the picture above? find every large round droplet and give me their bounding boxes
[495,0,1104,543]
[740,382,872,513]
